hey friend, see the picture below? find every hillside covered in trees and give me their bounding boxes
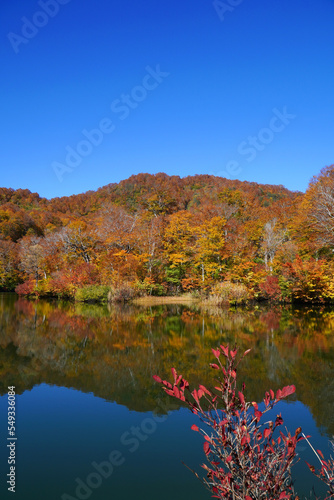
[1,166,334,303]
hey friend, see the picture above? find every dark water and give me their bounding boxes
[1,293,334,499]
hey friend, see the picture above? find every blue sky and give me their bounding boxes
[1,0,333,199]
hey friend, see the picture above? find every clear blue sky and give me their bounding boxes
[1,0,333,199]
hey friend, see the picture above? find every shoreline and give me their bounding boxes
[132,294,199,306]
[5,290,333,307]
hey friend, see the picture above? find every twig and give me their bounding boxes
[302,432,331,481]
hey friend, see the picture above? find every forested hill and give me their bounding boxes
[0,172,298,215]
[0,168,333,303]
[0,172,300,242]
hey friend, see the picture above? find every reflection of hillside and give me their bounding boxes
[1,294,334,433]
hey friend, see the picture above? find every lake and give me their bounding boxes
[1,292,334,499]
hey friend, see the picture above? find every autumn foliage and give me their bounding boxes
[154,346,334,499]
[0,167,334,303]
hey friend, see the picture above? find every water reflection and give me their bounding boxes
[1,293,334,435]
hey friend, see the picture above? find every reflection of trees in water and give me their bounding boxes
[1,295,334,434]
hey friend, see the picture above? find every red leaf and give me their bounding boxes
[238,391,245,406]
[270,389,274,400]
[254,410,262,421]
[173,385,180,398]
[191,424,199,432]
[278,385,295,399]
[264,428,271,439]
[153,375,162,383]
[245,497,253,500]
[199,384,212,396]
[306,461,315,472]
[226,455,233,463]
[203,442,210,455]
[210,363,220,370]
[192,389,199,403]
[180,379,189,390]
[164,389,175,397]
[230,348,237,359]
[264,393,270,407]
[243,349,251,357]
[212,348,220,358]
[317,449,324,459]
[220,345,229,357]
[280,431,287,442]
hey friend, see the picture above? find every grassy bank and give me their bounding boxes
[133,293,199,306]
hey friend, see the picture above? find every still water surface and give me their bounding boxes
[1,293,334,499]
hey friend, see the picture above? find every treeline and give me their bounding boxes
[0,166,334,303]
